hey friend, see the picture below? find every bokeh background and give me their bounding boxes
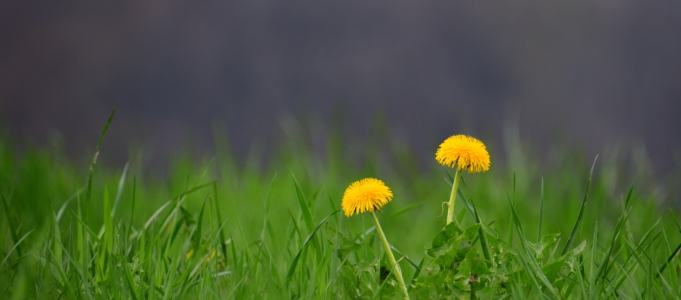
[2,1,680,175]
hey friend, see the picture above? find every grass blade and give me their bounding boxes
[288,168,315,232]
[508,197,560,299]
[457,191,491,261]
[509,172,517,245]
[657,241,681,279]
[286,209,340,281]
[537,177,544,242]
[1,229,34,267]
[212,181,229,264]
[1,194,22,257]
[103,185,114,254]
[563,155,598,255]
[111,162,129,218]
[86,106,117,204]
[389,200,424,218]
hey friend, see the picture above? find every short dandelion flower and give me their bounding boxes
[436,134,491,225]
[436,134,490,173]
[341,178,393,217]
[341,178,409,299]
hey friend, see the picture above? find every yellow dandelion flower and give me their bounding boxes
[436,134,491,225]
[436,134,490,173]
[339,178,409,299]
[341,178,393,217]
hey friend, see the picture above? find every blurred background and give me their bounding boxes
[1,1,680,175]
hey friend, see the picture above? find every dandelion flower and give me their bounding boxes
[436,134,491,225]
[342,178,393,217]
[340,178,409,299]
[436,134,490,173]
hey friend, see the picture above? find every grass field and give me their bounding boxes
[1,110,680,299]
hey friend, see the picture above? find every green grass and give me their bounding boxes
[1,112,680,299]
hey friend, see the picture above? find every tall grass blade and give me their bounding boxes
[1,229,34,267]
[103,185,114,254]
[657,241,681,279]
[111,162,129,217]
[192,199,208,250]
[457,190,491,261]
[86,106,117,204]
[595,207,631,289]
[508,172,516,245]
[212,182,229,264]
[563,155,598,255]
[508,197,560,299]
[537,177,544,242]
[286,209,340,282]
[1,194,22,257]
[173,180,217,200]
[127,177,136,240]
[119,253,139,300]
[389,200,424,218]
[288,168,315,232]
[143,200,173,231]
[52,211,63,272]
[57,189,82,222]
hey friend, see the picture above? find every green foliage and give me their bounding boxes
[0,114,680,298]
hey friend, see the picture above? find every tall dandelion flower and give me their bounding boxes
[436,135,490,225]
[436,135,490,173]
[342,178,409,300]
[342,178,393,217]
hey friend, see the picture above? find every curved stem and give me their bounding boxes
[370,211,409,300]
[446,168,462,225]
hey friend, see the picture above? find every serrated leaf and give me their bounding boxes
[338,265,359,298]
[457,248,492,280]
[541,256,568,283]
[323,225,361,259]
[431,222,464,249]
[527,233,561,259]
[476,286,508,299]
[428,235,467,265]
[462,223,482,240]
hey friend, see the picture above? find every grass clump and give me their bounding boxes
[0,111,679,299]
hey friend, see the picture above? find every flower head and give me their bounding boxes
[436,134,490,173]
[342,178,393,217]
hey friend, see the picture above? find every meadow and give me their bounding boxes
[1,110,680,299]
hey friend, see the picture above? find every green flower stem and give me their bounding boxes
[370,211,410,300]
[446,168,462,225]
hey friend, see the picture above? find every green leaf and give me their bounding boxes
[462,223,482,241]
[562,155,598,256]
[527,233,561,260]
[457,247,492,278]
[572,240,587,256]
[427,233,464,261]
[541,256,568,283]
[476,286,508,299]
[338,265,360,298]
[430,222,464,249]
[286,209,340,281]
[323,225,361,259]
[87,106,117,205]
[103,185,113,254]
[288,169,315,232]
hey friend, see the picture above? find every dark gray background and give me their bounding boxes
[2,1,680,174]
